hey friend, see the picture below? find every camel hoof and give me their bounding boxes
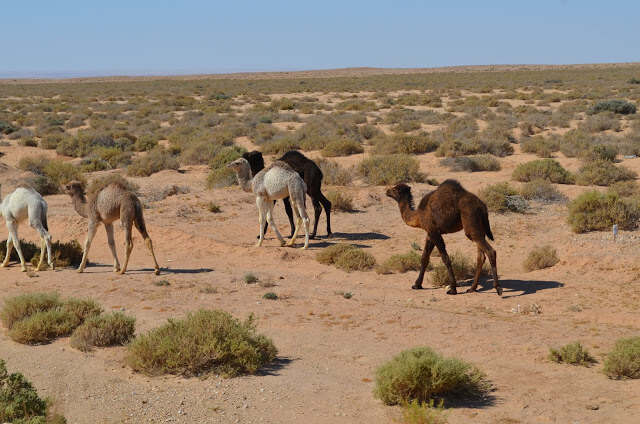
[113,268,121,273]
[116,270,125,275]
[411,284,423,290]
[466,288,477,293]
[76,268,84,273]
[446,287,458,295]
[496,286,503,296]
[20,267,27,272]
[155,269,161,275]
[254,243,262,248]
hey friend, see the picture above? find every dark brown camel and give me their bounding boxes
[386,180,501,296]
[242,150,332,239]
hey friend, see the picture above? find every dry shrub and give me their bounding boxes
[603,336,640,379]
[567,191,640,233]
[316,243,376,272]
[315,158,353,186]
[0,239,40,265]
[18,155,85,194]
[125,309,277,377]
[70,312,136,352]
[574,160,637,186]
[326,190,354,212]
[548,341,596,366]
[206,145,247,188]
[519,179,567,203]
[439,155,501,172]
[30,239,84,269]
[376,251,421,274]
[126,147,179,177]
[358,154,425,185]
[321,138,364,157]
[512,159,573,184]
[523,245,559,271]
[479,182,527,213]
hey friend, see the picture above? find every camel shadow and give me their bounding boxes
[159,267,215,275]
[329,232,390,242]
[445,389,498,409]
[256,356,295,376]
[311,240,371,249]
[462,278,563,298]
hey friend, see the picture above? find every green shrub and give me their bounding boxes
[567,191,640,233]
[359,154,424,185]
[377,251,421,274]
[1,292,61,329]
[316,243,376,272]
[0,359,66,424]
[0,239,40,266]
[374,346,486,406]
[18,155,84,194]
[126,147,179,177]
[603,336,640,379]
[608,180,640,197]
[262,292,278,300]
[326,190,354,212]
[430,251,488,287]
[321,139,364,157]
[588,100,636,115]
[315,158,353,186]
[394,399,449,424]
[134,134,158,152]
[523,245,559,271]
[520,135,559,158]
[519,179,567,203]
[70,312,136,352]
[548,341,596,366]
[479,182,527,213]
[373,133,438,155]
[512,159,573,184]
[244,273,259,284]
[206,202,221,213]
[125,309,277,377]
[574,160,636,186]
[439,155,501,172]
[206,145,246,189]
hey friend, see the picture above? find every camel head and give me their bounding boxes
[386,183,413,203]
[226,157,250,173]
[63,180,85,197]
[242,151,265,176]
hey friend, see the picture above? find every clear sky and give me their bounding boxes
[3,0,639,78]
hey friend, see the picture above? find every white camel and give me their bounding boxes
[0,184,54,272]
[227,158,310,249]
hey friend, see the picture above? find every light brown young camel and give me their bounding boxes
[64,180,160,275]
[227,158,310,249]
[386,180,501,296]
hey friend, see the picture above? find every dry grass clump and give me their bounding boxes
[125,309,277,377]
[358,154,425,185]
[512,159,574,184]
[567,191,640,233]
[393,399,449,424]
[479,182,528,213]
[376,251,421,275]
[603,336,640,379]
[315,158,352,186]
[325,190,354,212]
[18,155,85,195]
[126,147,180,177]
[321,138,364,157]
[374,346,487,406]
[608,180,640,197]
[372,133,439,155]
[70,312,136,352]
[519,179,568,203]
[574,160,637,186]
[30,239,84,269]
[520,135,560,158]
[430,251,488,287]
[206,146,247,188]
[1,292,102,344]
[548,341,596,366]
[316,243,376,272]
[523,245,559,271]
[439,155,501,172]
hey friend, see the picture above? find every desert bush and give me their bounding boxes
[523,245,559,271]
[1,293,102,344]
[358,154,424,185]
[134,134,158,152]
[430,250,488,287]
[548,341,596,366]
[559,129,593,158]
[0,359,66,424]
[19,137,38,147]
[0,120,18,134]
[512,159,573,184]
[439,155,501,172]
[374,346,486,406]
[588,100,636,115]
[520,135,559,158]
[519,179,567,203]
[262,292,278,300]
[206,145,247,188]
[574,160,636,186]
[603,336,640,379]
[580,112,622,133]
[608,180,640,197]
[30,239,83,269]
[70,312,136,352]
[126,146,179,177]
[0,239,40,266]
[376,251,421,274]
[373,133,439,155]
[567,191,640,233]
[479,182,527,213]
[316,243,376,272]
[393,399,449,424]
[18,155,84,194]
[315,158,352,186]
[325,190,354,212]
[260,136,300,155]
[321,138,364,157]
[125,309,277,377]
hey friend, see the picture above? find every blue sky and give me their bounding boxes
[3,0,639,78]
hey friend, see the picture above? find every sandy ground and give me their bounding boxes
[1,139,640,423]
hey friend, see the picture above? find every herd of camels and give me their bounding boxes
[0,150,502,296]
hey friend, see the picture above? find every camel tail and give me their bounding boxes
[133,200,148,237]
[483,211,494,241]
[41,208,49,232]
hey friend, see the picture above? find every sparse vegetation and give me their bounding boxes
[519,179,567,203]
[377,251,421,274]
[588,100,636,115]
[374,346,486,406]
[567,191,640,233]
[512,159,573,184]
[70,312,136,352]
[523,245,559,271]
[430,250,487,287]
[439,155,501,172]
[394,399,449,424]
[325,190,354,212]
[574,160,637,186]
[125,309,277,377]
[316,243,376,272]
[479,182,528,213]
[603,336,640,379]
[548,341,596,366]
[358,154,424,185]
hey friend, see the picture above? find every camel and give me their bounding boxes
[386,180,501,296]
[0,184,54,272]
[242,150,332,239]
[64,180,160,275]
[227,157,310,249]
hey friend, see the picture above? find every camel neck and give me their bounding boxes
[72,192,90,218]
[398,199,421,228]
[235,166,254,193]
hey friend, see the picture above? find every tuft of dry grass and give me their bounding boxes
[70,312,136,352]
[523,245,559,271]
[377,251,421,274]
[316,243,376,272]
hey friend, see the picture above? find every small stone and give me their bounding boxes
[586,404,599,410]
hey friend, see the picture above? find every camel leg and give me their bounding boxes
[36,238,46,271]
[31,218,54,271]
[78,221,98,273]
[6,222,27,272]
[286,204,301,247]
[265,202,286,246]
[431,233,457,295]
[477,238,501,296]
[317,191,332,238]
[413,237,435,289]
[256,198,268,247]
[2,232,13,268]
[118,218,134,275]
[143,237,161,275]
[282,197,296,238]
[468,245,486,293]
[104,223,121,273]
[310,197,322,240]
